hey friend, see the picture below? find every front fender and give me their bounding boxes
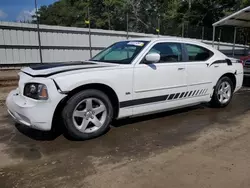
[52,69,134,103]
[54,77,115,93]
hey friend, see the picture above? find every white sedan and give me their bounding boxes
[6,38,243,140]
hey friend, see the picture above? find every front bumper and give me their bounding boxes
[6,89,65,131]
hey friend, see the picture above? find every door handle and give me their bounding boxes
[214,65,219,68]
[178,67,185,70]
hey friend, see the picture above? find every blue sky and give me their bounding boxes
[0,0,58,22]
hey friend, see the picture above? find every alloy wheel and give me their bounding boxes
[217,81,231,104]
[72,98,107,133]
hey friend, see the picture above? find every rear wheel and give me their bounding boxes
[62,89,113,140]
[210,76,233,108]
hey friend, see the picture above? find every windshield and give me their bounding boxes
[90,41,149,64]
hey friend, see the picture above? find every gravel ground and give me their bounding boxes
[0,70,19,80]
[0,70,19,105]
[1,70,250,188]
[0,88,250,187]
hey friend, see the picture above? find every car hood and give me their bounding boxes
[21,61,117,78]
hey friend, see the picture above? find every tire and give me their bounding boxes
[210,76,234,108]
[62,89,113,140]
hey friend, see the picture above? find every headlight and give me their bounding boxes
[23,83,48,100]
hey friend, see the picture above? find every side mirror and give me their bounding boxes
[145,53,160,63]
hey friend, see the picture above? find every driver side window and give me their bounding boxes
[148,42,182,63]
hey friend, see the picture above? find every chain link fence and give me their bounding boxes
[126,18,250,46]
[0,5,249,67]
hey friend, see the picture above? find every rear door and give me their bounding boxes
[184,43,214,101]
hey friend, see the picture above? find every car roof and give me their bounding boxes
[125,37,206,45]
[127,37,197,41]
[125,37,216,52]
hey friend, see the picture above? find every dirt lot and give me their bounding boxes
[1,82,250,187]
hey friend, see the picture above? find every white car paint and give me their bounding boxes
[6,37,244,131]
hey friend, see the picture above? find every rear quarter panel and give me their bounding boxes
[234,62,244,91]
[211,59,243,92]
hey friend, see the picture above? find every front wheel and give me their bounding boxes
[62,89,113,140]
[210,76,233,108]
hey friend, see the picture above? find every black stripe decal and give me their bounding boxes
[196,90,200,96]
[192,90,197,96]
[199,89,204,95]
[120,91,208,108]
[194,90,199,96]
[209,59,232,67]
[179,92,185,98]
[209,60,226,66]
[188,91,193,97]
[22,66,107,77]
[174,93,180,99]
[168,94,175,100]
[120,95,169,108]
[0,61,93,67]
[30,62,95,70]
[184,92,189,98]
[225,59,233,65]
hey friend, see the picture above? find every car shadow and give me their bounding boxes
[15,123,63,141]
[112,104,206,127]
[14,104,207,141]
[243,77,250,87]
[14,113,66,141]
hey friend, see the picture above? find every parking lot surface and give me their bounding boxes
[1,87,250,187]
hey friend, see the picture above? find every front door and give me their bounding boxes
[132,42,188,115]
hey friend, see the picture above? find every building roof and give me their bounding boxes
[213,6,250,27]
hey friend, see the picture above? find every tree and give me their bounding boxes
[34,0,250,35]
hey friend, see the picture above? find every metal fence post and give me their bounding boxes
[233,27,237,57]
[244,35,248,55]
[218,29,221,50]
[35,0,43,64]
[212,26,216,47]
[88,7,92,58]
[126,13,129,39]
[201,26,204,41]
[157,17,160,37]
[182,23,184,37]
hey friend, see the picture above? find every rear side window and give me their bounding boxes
[148,42,182,63]
[185,44,213,61]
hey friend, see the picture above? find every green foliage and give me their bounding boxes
[34,0,249,34]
